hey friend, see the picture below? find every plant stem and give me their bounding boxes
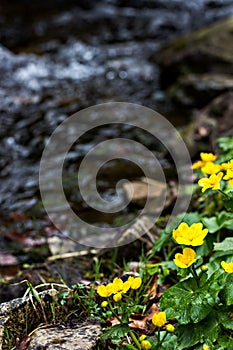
[218,189,229,198]
[157,328,160,344]
[160,331,168,344]
[191,265,200,288]
[129,330,141,350]
[108,300,122,323]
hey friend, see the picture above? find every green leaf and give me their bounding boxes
[207,250,233,276]
[160,283,211,324]
[196,234,215,257]
[218,335,233,349]
[219,274,233,306]
[101,324,130,340]
[218,137,233,152]
[160,273,226,324]
[219,311,233,330]
[202,217,220,233]
[202,211,233,233]
[222,192,233,212]
[160,333,178,350]
[214,238,233,251]
[153,229,171,252]
[176,310,219,349]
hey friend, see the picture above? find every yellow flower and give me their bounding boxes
[221,159,233,171]
[198,172,223,192]
[152,311,166,327]
[141,340,152,350]
[113,292,122,302]
[101,300,108,307]
[202,345,210,350]
[201,265,208,272]
[192,160,204,170]
[221,261,233,273]
[173,248,196,269]
[139,335,147,341]
[172,222,208,246]
[201,162,221,175]
[130,277,142,290]
[200,152,216,162]
[111,277,131,294]
[223,169,233,187]
[166,324,175,332]
[97,285,112,297]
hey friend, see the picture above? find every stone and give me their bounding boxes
[194,91,233,143]
[27,320,101,350]
[157,16,233,107]
[122,177,166,207]
[0,289,101,350]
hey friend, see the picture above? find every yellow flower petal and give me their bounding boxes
[200,152,216,162]
[174,248,196,269]
[130,277,142,290]
[221,261,233,273]
[198,172,223,192]
[192,160,204,170]
[152,311,166,327]
[201,162,221,175]
[101,301,108,307]
[173,222,208,246]
[113,292,122,302]
[166,324,175,332]
[141,340,152,350]
[97,285,112,297]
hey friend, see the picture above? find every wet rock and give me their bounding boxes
[0,288,101,350]
[194,91,233,143]
[0,253,93,303]
[0,0,233,219]
[157,16,233,108]
[168,73,233,107]
[27,320,101,350]
[123,177,166,207]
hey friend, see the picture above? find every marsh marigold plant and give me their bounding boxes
[152,311,166,327]
[221,261,233,273]
[198,172,223,192]
[173,247,197,269]
[172,222,208,246]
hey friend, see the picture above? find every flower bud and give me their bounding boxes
[166,324,175,332]
[101,301,108,308]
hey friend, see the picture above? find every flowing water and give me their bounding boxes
[0,0,233,221]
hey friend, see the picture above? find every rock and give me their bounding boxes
[27,319,101,350]
[168,73,233,107]
[157,16,233,107]
[123,177,166,207]
[194,91,233,143]
[0,289,102,350]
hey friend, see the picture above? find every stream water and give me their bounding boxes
[0,0,233,224]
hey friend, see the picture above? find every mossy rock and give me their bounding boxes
[156,16,233,107]
[0,289,101,349]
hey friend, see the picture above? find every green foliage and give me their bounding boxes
[94,138,233,349]
[222,191,233,211]
[176,310,219,349]
[101,324,130,340]
[217,137,233,158]
[214,237,233,251]
[160,271,226,324]
[202,211,233,233]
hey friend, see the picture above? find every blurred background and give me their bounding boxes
[0,0,233,273]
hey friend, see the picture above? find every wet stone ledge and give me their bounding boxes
[0,289,101,350]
